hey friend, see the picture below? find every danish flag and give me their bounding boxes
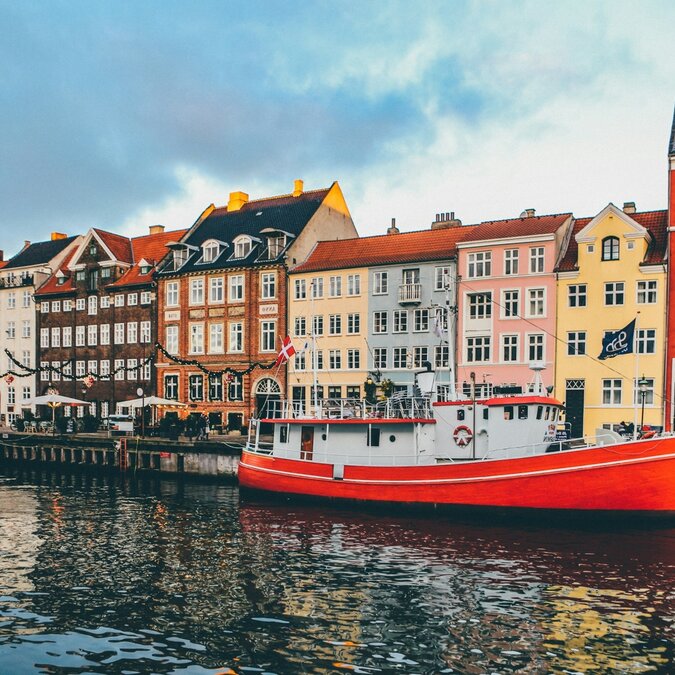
[275,335,296,366]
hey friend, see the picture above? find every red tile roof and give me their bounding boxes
[556,210,667,272]
[0,261,7,270]
[34,248,78,296]
[94,228,133,263]
[462,213,572,243]
[291,225,476,273]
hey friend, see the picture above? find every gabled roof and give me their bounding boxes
[92,228,134,264]
[34,248,78,296]
[3,236,78,270]
[459,213,572,244]
[292,225,475,274]
[108,228,187,288]
[556,209,667,272]
[157,186,333,275]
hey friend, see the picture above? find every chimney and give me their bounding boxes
[149,225,165,235]
[431,211,462,230]
[293,179,304,197]
[22,240,31,251]
[51,232,67,241]
[623,201,636,214]
[387,217,400,235]
[520,208,536,218]
[228,190,249,211]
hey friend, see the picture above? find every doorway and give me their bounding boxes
[300,426,314,460]
[565,379,585,439]
[255,378,281,434]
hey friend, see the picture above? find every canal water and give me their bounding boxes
[0,470,673,674]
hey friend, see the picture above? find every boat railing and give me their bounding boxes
[264,396,434,421]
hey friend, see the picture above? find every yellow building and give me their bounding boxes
[287,249,369,409]
[555,203,668,437]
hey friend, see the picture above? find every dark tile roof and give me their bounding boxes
[157,187,332,276]
[3,236,78,270]
[556,218,591,272]
[292,225,475,273]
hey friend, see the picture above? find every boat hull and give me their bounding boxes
[238,438,675,515]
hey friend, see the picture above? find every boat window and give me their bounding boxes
[552,408,558,422]
[279,425,289,444]
[518,405,528,419]
[536,406,543,420]
[483,408,489,420]
[367,427,381,447]
[504,406,514,420]
[457,409,465,421]
[545,406,550,420]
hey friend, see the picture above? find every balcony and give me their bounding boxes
[398,283,422,305]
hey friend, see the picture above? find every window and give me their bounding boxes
[311,277,323,298]
[267,234,285,259]
[529,247,545,273]
[636,329,656,354]
[7,387,15,405]
[21,351,30,368]
[435,266,450,290]
[41,361,49,381]
[414,309,429,332]
[100,360,110,377]
[347,313,360,334]
[393,310,408,333]
[140,321,151,344]
[6,322,15,339]
[373,311,388,334]
[602,236,620,261]
[173,247,189,270]
[202,241,220,263]
[568,284,587,308]
[528,333,544,361]
[127,358,138,381]
[468,292,492,320]
[166,325,179,354]
[258,271,277,300]
[114,294,124,307]
[189,323,204,354]
[40,301,49,314]
[209,374,223,401]
[329,349,342,369]
[602,379,622,405]
[229,275,244,302]
[63,326,73,347]
[22,291,31,308]
[7,293,16,309]
[87,296,97,315]
[87,325,97,346]
[328,386,342,399]
[294,279,306,300]
[261,321,276,352]
[373,271,388,295]
[347,274,361,296]
[502,290,519,318]
[140,291,151,305]
[347,349,360,369]
[127,322,138,344]
[164,374,179,400]
[113,323,124,345]
[502,335,519,362]
[604,282,625,306]
[434,345,449,368]
[637,280,657,304]
[189,374,204,401]
[527,288,545,317]
[76,326,86,346]
[229,322,243,352]
[98,324,108,346]
[166,281,179,307]
[22,386,31,401]
[467,251,491,278]
[127,293,137,306]
[99,297,109,309]
[567,331,586,356]
[633,378,655,406]
[233,236,252,258]
[393,347,408,369]
[190,278,204,305]
[312,315,324,336]
[466,336,491,362]
[294,316,306,337]
[329,314,342,335]
[21,320,30,338]
[209,277,224,303]
[51,300,61,313]
[228,374,243,401]
[101,267,111,278]
[329,275,342,297]
[374,348,387,369]
[40,328,49,348]
[76,298,85,311]
[209,323,224,353]
[114,360,125,381]
[504,249,519,275]
[413,346,429,368]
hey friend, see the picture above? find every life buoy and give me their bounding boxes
[453,425,473,447]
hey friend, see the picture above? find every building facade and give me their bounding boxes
[0,233,80,425]
[34,226,184,419]
[154,180,357,431]
[663,109,675,430]
[555,203,667,437]
[456,212,573,396]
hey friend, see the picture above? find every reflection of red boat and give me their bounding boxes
[239,375,675,518]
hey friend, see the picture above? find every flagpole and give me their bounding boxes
[633,311,640,441]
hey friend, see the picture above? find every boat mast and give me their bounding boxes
[310,279,319,416]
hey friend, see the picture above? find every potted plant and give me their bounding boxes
[380,378,394,398]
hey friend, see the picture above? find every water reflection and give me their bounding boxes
[0,468,673,674]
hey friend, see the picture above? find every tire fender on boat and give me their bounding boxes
[453,425,473,447]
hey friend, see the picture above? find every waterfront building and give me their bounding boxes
[555,203,667,437]
[34,226,184,419]
[154,180,356,432]
[455,212,573,396]
[0,233,80,426]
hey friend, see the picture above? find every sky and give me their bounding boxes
[1,0,674,257]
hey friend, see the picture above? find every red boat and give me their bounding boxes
[239,371,675,518]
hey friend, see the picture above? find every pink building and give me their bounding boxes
[455,211,573,396]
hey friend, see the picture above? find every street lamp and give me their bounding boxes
[638,376,649,434]
[136,387,145,437]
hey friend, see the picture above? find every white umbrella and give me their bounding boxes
[22,393,89,433]
[115,395,187,411]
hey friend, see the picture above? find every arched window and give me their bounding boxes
[602,236,620,261]
[233,236,252,259]
[202,240,220,263]
[255,378,281,395]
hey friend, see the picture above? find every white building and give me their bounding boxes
[0,233,81,426]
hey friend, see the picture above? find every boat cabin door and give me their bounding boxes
[300,426,314,460]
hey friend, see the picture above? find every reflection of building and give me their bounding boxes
[34,226,184,418]
[154,180,356,431]
[0,233,80,425]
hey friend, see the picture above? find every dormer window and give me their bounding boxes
[57,275,66,286]
[602,236,619,261]
[267,234,285,259]
[202,240,221,263]
[173,248,189,269]
[89,243,97,256]
[234,236,252,259]
[140,264,151,274]
[75,270,85,282]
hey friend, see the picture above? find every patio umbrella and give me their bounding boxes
[22,394,89,433]
[115,395,187,411]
